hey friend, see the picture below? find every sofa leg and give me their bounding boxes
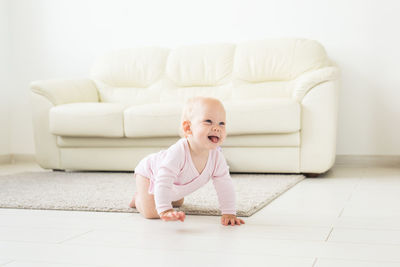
[304,173,320,178]
[52,169,65,172]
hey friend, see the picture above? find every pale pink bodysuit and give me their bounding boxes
[134,138,236,215]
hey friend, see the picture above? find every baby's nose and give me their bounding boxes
[212,126,221,132]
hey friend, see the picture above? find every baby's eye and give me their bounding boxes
[204,120,212,124]
[219,122,225,126]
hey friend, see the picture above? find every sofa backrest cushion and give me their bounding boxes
[166,43,235,87]
[90,39,330,105]
[91,47,169,88]
[233,39,328,82]
[231,80,293,99]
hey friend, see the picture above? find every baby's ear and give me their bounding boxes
[182,120,192,136]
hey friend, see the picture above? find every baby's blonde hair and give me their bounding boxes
[179,96,223,137]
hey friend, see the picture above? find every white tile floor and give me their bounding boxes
[0,157,399,267]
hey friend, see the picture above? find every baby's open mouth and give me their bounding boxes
[208,136,220,143]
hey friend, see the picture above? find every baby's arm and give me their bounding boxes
[153,172,175,214]
[212,152,245,226]
[154,173,186,222]
[153,143,187,222]
[213,175,244,226]
[212,175,236,214]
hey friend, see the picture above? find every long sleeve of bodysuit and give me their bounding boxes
[212,150,236,215]
[153,143,183,215]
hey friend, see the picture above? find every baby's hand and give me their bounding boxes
[221,214,245,226]
[160,209,186,222]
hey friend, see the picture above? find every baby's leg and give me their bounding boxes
[133,174,160,219]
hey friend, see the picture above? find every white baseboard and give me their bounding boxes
[336,155,400,166]
[0,154,11,164]
[0,154,36,164]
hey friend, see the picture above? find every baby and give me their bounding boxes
[129,96,245,226]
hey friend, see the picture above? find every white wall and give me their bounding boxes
[0,0,10,156]
[4,0,400,155]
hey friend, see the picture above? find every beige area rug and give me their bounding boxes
[0,172,304,217]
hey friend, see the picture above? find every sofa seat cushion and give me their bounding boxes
[50,103,126,137]
[225,98,300,135]
[124,103,182,137]
[124,98,300,137]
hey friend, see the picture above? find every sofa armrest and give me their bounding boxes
[30,78,99,105]
[292,66,340,102]
[299,80,339,173]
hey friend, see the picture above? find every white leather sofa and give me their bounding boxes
[30,38,340,175]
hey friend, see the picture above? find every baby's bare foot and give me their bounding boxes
[129,192,137,208]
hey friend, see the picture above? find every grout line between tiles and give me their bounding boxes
[311,258,318,267]
[333,225,400,231]
[0,260,14,266]
[338,179,361,219]
[324,227,334,242]
[57,229,94,244]
[327,239,400,247]
[346,181,359,201]
[338,207,345,218]
[314,256,400,265]
[58,241,319,262]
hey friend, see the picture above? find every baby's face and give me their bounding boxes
[189,99,227,150]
